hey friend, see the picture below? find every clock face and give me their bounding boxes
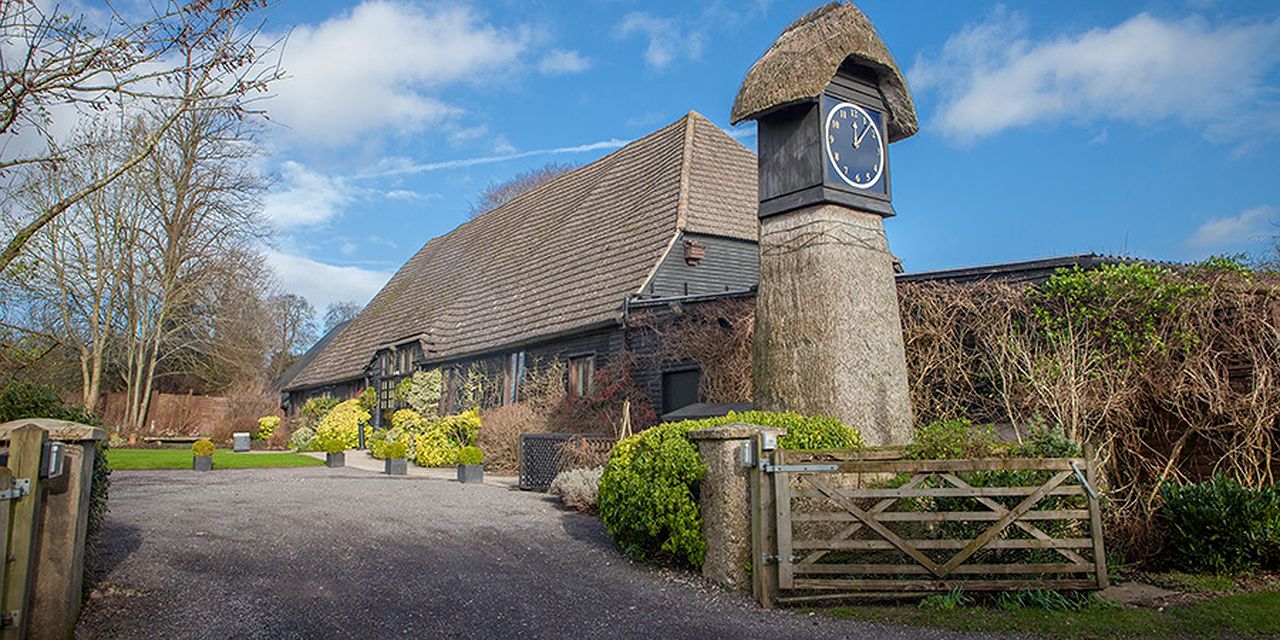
[824,100,885,191]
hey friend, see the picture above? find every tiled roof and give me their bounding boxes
[286,111,757,390]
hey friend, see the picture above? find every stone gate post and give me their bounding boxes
[688,423,784,593]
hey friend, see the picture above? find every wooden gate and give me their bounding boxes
[0,425,50,638]
[751,442,1108,606]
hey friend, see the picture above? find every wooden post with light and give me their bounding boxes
[732,1,918,446]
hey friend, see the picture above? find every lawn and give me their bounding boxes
[108,448,324,471]
[825,590,1280,639]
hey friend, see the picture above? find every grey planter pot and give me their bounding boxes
[193,455,212,471]
[326,452,345,468]
[385,458,408,476]
[232,432,251,452]
[457,464,483,484]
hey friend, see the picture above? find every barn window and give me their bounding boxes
[568,355,595,397]
[503,352,526,405]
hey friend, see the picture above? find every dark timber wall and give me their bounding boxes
[641,232,758,299]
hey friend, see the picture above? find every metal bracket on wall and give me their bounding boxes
[0,611,16,629]
[0,478,30,501]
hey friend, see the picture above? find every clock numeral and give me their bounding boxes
[833,152,840,162]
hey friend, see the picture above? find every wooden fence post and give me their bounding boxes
[3,425,47,640]
[1084,444,1109,590]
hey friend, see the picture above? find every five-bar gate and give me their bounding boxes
[750,441,1108,606]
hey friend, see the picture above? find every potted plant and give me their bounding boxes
[192,439,214,471]
[457,446,484,484]
[384,441,408,476]
[316,430,346,467]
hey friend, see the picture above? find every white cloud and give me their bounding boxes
[262,161,351,229]
[911,11,1280,143]
[266,250,392,311]
[1187,205,1275,249]
[538,49,591,75]
[270,2,530,145]
[616,12,703,70]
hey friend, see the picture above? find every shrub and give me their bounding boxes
[357,387,377,412]
[288,426,315,451]
[389,408,425,430]
[413,429,458,467]
[434,410,481,447]
[394,369,443,419]
[313,399,370,452]
[300,395,340,425]
[1159,475,1280,573]
[458,445,483,466]
[478,403,544,473]
[383,441,407,459]
[597,410,859,567]
[313,427,348,455]
[255,416,280,441]
[0,382,97,424]
[192,439,215,457]
[549,466,603,512]
[411,410,482,467]
[908,419,1002,460]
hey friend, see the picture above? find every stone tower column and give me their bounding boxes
[752,204,913,446]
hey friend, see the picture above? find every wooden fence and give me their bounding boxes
[752,443,1107,606]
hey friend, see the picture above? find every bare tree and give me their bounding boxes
[323,301,362,332]
[6,125,140,409]
[265,293,317,380]
[467,162,575,218]
[0,0,280,273]
[118,93,269,430]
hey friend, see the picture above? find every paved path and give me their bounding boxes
[76,468,1008,640]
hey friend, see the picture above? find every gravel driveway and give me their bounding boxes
[76,468,1006,639]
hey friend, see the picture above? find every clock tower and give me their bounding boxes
[732,2,917,446]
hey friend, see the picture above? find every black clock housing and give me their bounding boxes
[756,63,894,219]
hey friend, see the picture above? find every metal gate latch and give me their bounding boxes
[760,462,837,473]
[0,478,30,500]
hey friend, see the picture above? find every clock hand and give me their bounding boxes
[853,123,870,149]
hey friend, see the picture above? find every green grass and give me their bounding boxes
[108,448,323,470]
[826,591,1280,639]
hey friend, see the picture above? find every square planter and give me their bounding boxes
[457,464,483,484]
[233,432,251,452]
[193,455,212,471]
[326,452,345,468]
[385,458,408,476]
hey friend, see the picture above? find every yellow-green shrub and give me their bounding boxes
[411,410,481,467]
[413,429,459,467]
[313,399,370,452]
[255,416,280,441]
[192,439,215,457]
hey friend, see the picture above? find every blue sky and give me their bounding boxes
[253,0,1280,311]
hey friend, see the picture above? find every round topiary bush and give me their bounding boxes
[192,439,215,457]
[597,411,860,567]
[384,440,408,460]
[458,445,483,466]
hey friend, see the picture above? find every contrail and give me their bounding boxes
[353,138,632,179]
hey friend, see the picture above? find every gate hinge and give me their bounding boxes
[0,479,30,501]
[760,462,837,474]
